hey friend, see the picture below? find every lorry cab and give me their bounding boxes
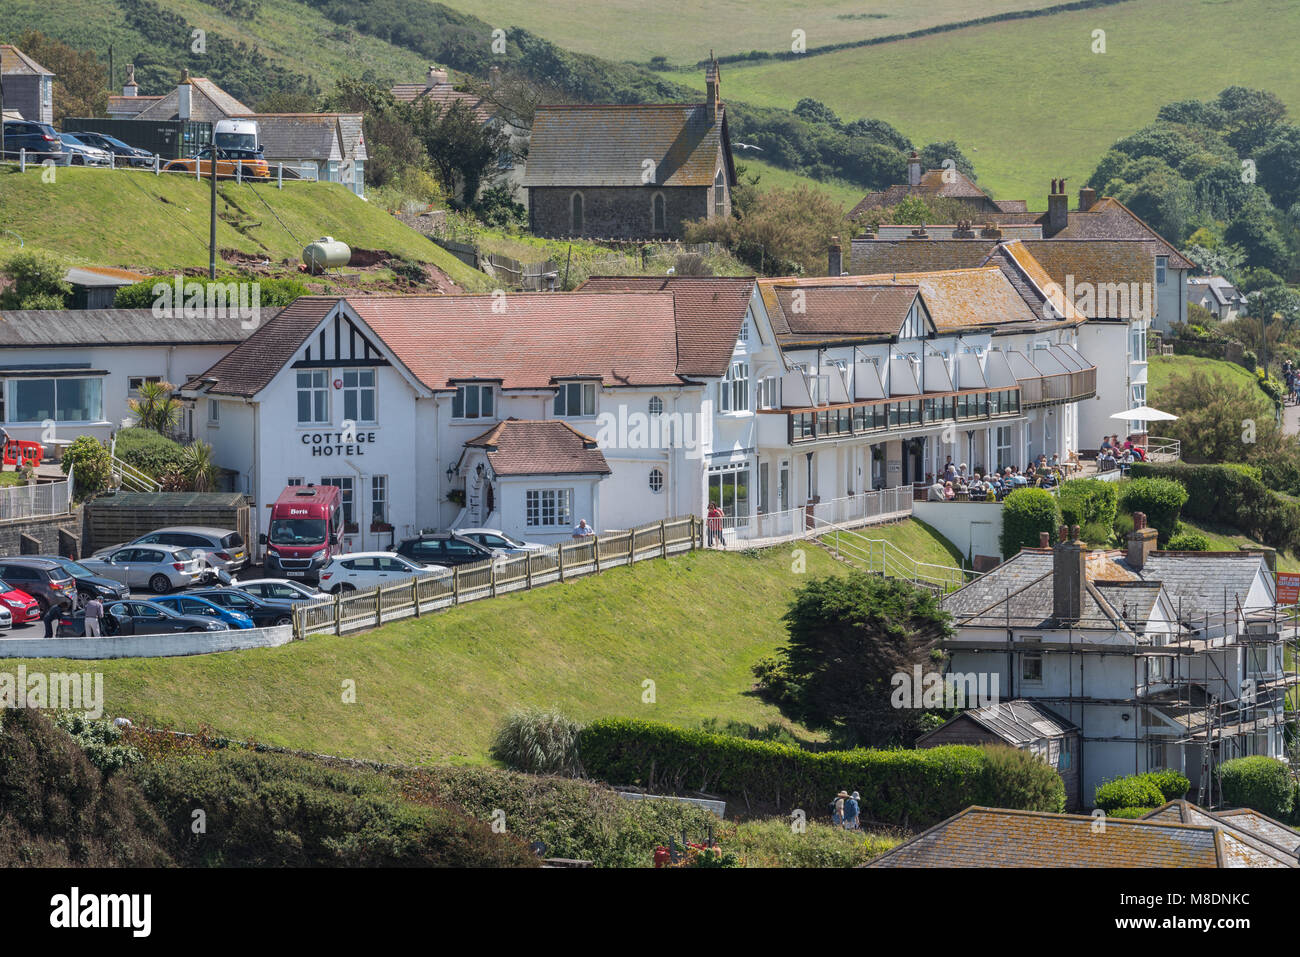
[262,484,345,583]
[214,118,261,154]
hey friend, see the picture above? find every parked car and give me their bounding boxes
[57,599,228,637]
[395,532,497,568]
[0,558,79,612]
[0,606,12,630]
[80,545,203,593]
[150,594,254,630]
[57,132,111,166]
[318,553,446,594]
[65,131,154,167]
[186,588,295,627]
[453,528,547,554]
[116,527,248,576]
[163,146,270,180]
[0,579,40,625]
[1,120,66,161]
[28,555,129,604]
[234,578,325,602]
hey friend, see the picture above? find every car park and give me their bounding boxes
[150,594,254,630]
[0,579,40,625]
[234,578,325,602]
[453,528,547,555]
[163,146,270,180]
[80,545,203,594]
[119,527,248,576]
[185,588,296,627]
[57,599,228,637]
[66,131,154,167]
[317,553,446,594]
[57,132,111,165]
[0,558,79,612]
[28,556,129,605]
[1,120,65,161]
[395,532,497,568]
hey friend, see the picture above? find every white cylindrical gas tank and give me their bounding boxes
[303,236,350,273]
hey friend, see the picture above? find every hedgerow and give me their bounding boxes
[577,718,1064,828]
[1217,756,1293,819]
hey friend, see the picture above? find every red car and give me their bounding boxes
[0,578,41,624]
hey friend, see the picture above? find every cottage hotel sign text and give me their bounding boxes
[302,427,377,456]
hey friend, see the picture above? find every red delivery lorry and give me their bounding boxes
[261,484,345,583]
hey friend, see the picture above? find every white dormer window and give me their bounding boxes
[452,383,495,420]
[718,362,749,412]
[737,318,749,344]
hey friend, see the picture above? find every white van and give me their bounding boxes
[214,118,260,154]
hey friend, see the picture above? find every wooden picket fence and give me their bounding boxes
[292,516,699,638]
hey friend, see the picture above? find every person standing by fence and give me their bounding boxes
[706,503,725,547]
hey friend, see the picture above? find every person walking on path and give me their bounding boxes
[831,790,847,827]
[844,791,861,830]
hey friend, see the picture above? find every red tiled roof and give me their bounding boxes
[576,276,754,377]
[466,418,611,476]
[347,292,686,391]
[390,83,493,123]
[867,806,1230,868]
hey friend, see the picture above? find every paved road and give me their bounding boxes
[1284,399,1300,437]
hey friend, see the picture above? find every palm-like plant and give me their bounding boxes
[127,380,183,434]
[179,440,218,492]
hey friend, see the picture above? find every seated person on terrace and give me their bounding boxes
[928,478,947,501]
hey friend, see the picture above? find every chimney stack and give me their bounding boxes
[489,65,501,91]
[1046,178,1068,236]
[123,63,138,97]
[828,237,842,277]
[1039,531,1051,548]
[427,64,448,86]
[1078,186,1096,212]
[177,68,192,121]
[1053,524,1087,622]
[705,55,720,124]
[908,151,922,187]
[1127,511,1158,569]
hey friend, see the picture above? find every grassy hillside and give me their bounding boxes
[12,524,959,766]
[693,0,1300,201]
[0,165,489,288]
[1147,354,1264,409]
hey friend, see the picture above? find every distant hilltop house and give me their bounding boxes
[1188,275,1247,321]
[0,43,54,125]
[106,68,367,196]
[390,64,526,198]
[521,58,736,240]
[849,152,1028,219]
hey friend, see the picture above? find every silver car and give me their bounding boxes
[81,544,203,594]
[233,578,325,602]
[120,526,249,576]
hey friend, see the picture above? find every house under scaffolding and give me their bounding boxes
[940,515,1299,809]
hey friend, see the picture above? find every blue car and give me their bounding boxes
[149,594,254,630]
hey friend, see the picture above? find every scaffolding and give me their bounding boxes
[940,589,1300,809]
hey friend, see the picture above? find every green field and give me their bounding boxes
[692,0,1300,202]
[8,524,960,766]
[0,166,489,289]
[437,0,1069,66]
[1177,517,1300,573]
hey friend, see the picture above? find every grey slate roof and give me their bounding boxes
[919,699,1077,746]
[1142,801,1299,867]
[523,103,732,188]
[0,308,262,348]
[134,78,253,123]
[1140,553,1272,615]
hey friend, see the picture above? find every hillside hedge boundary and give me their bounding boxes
[577,718,1064,827]
[1128,462,1300,556]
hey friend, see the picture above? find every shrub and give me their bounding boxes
[1059,479,1118,530]
[1217,756,1293,818]
[725,818,901,867]
[1107,806,1153,819]
[1146,768,1191,801]
[1094,774,1166,811]
[0,250,70,309]
[999,487,1061,559]
[577,718,1064,828]
[1166,530,1211,551]
[1118,477,1188,544]
[61,435,111,498]
[1130,462,1300,556]
[114,427,186,479]
[489,708,584,776]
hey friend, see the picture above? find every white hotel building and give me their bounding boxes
[179,260,1102,551]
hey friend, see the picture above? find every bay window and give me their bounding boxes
[526,488,574,527]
